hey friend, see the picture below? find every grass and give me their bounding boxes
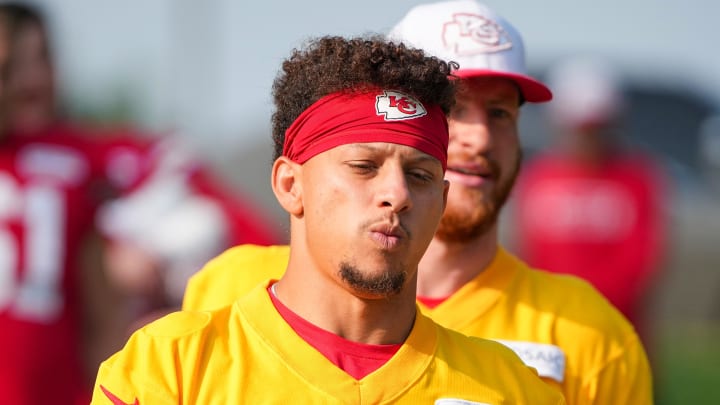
[654,322,720,404]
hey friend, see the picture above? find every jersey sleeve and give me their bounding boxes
[90,311,214,405]
[182,244,290,311]
[91,335,176,405]
[182,258,220,311]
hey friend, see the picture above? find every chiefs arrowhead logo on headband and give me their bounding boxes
[376,90,428,120]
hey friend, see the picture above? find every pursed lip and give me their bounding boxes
[368,221,407,250]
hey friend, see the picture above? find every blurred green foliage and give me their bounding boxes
[655,322,720,404]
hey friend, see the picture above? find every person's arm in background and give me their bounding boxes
[632,156,673,363]
[79,229,129,389]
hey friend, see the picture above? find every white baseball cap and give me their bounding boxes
[388,0,552,103]
[546,56,624,129]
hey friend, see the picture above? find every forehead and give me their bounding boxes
[456,77,521,105]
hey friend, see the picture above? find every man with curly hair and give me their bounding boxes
[90,35,565,404]
[182,2,653,404]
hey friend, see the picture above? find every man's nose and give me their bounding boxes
[376,166,412,214]
[449,111,492,154]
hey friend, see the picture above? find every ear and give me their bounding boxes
[271,156,304,216]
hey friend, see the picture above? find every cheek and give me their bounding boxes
[496,130,520,161]
[305,178,361,227]
[413,187,447,230]
[447,182,478,206]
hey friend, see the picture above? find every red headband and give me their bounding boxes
[283,89,448,171]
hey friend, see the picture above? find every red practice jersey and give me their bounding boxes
[1,123,279,405]
[0,125,109,405]
[513,152,668,325]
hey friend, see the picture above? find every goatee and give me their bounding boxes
[339,262,406,297]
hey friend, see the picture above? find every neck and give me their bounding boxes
[275,254,418,345]
[417,224,499,298]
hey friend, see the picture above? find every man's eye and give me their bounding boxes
[409,170,433,183]
[347,162,376,172]
[490,108,510,118]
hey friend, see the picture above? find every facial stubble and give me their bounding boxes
[435,150,522,242]
[338,261,407,298]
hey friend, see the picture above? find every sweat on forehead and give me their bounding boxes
[282,89,449,171]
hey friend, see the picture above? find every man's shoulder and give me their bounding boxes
[197,244,289,280]
[218,244,290,262]
[435,322,523,361]
[183,244,289,310]
[431,321,565,404]
[93,304,243,404]
[513,254,638,337]
[141,310,216,338]
[129,306,236,346]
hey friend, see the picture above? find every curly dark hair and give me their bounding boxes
[270,35,457,160]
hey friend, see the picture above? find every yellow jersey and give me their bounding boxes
[94,281,564,404]
[183,244,652,404]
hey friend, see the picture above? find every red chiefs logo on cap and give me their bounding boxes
[376,90,427,120]
[442,13,512,56]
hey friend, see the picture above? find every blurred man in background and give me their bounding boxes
[513,56,670,346]
[0,3,123,403]
[0,2,281,404]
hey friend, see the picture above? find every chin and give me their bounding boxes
[339,262,407,298]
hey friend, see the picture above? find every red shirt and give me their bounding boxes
[0,126,108,405]
[268,284,400,379]
[513,152,668,325]
[0,123,280,404]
